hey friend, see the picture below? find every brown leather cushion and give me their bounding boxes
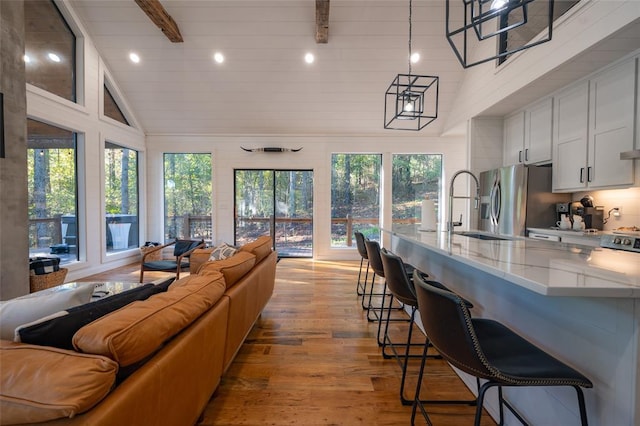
[238,236,272,263]
[73,272,226,367]
[0,340,118,424]
[189,247,215,274]
[198,251,256,288]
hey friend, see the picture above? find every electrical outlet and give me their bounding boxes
[612,207,621,217]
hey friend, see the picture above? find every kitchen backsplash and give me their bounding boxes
[573,187,640,231]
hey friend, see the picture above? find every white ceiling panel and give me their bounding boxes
[68,0,640,136]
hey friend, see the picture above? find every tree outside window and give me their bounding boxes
[392,154,443,231]
[331,154,381,247]
[163,153,212,243]
[27,119,78,263]
[105,142,139,252]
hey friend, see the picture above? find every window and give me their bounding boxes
[163,153,212,243]
[498,0,580,65]
[24,0,76,102]
[392,154,443,231]
[27,119,78,262]
[104,85,130,126]
[331,154,381,247]
[105,142,139,253]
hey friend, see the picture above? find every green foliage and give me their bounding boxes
[331,153,381,219]
[105,146,138,215]
[27,148,77,218]
[391,154,442,219]
[164,153,212,240]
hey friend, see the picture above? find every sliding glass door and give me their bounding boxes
[235,169,313,257]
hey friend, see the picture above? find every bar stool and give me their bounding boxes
[379,248,435,405]
[412,270,593,426]
[364,239,411,331]
[354,231,369,298]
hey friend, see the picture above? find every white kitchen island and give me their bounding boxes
[385,226,640,426]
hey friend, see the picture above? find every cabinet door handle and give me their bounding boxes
[525,148,529,162]
[587,166,592,182]
[518,150,522,163]
[580,168,584,183]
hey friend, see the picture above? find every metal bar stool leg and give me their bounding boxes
[412,334,478,425]
[356,257,368,296]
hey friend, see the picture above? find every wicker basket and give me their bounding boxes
[140,245,163,261]
[29,268,68,293]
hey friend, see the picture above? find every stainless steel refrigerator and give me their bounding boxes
[478,164,570,236]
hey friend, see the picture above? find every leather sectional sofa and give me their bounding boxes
[0,236,277,425]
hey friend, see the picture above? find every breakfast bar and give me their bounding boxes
[385,226,640,426]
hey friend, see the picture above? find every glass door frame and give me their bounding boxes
[233,168,313,258]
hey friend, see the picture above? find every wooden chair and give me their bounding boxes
[139,239,204,282]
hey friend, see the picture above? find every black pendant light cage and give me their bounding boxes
[446,0,555,69]
[384,0,440,131]
[384,74,439,131]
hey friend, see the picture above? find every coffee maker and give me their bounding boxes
[569,196,604,230]
[583,206,604,230]
[555,202,570,224]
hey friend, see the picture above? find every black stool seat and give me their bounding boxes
[412,270,593,426]
[474,319,592,387]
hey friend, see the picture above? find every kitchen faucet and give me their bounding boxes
[447,169,480,233]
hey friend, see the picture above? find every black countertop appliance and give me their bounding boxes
[569,195,604,230]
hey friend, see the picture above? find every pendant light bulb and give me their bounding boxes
[490,0,508,10]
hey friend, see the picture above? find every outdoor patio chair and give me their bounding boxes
[139,239,204,282]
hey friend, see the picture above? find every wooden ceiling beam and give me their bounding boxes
[134,0,183,43]
[315,0,330,44]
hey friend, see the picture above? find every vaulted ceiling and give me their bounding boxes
[67,0,640,137]
[70,0,468,136]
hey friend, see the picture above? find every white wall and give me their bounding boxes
[26,0,146,283]
[146,134,467,260]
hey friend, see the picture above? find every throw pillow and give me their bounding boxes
[0,340,118,424]
[0,284,95,341]
[208,243,238,261]
[16,279,175,349]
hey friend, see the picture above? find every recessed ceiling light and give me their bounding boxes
[410,52,420,63]
[129,52,140,64]
[214,52,224,64]
[48,53,61,63]
[23,54,31,63]
[304,53,315,64]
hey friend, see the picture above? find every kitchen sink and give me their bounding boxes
[455,232,511,241]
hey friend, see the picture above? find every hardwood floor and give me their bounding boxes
[81,259,495,425]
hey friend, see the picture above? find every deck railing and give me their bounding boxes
[29,214,420,250]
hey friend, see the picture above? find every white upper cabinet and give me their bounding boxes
[503,112,525,165]
[552,82,589,191]
[524,97,553,164]
[552,57,637,192]
[503,98,553,166]
[588,58,636,188]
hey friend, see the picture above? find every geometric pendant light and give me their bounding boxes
[446,0,555,68]
[384,0,439,131]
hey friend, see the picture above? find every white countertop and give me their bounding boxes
[387,225,640,297]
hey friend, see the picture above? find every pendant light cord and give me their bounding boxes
[408,0,413,77]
